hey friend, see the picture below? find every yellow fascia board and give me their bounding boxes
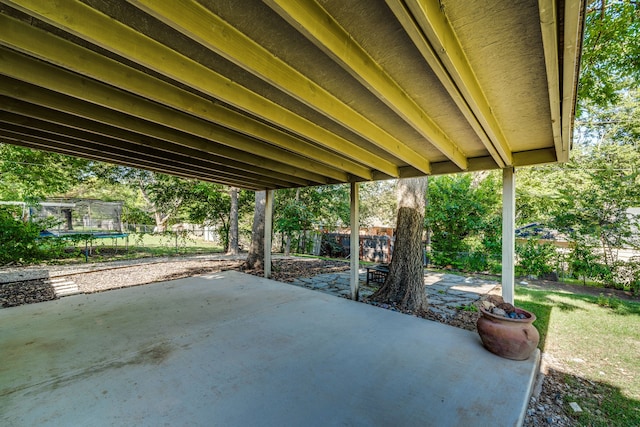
[400,0,513,166]
[561,0,584,163]
[538,0,564,162]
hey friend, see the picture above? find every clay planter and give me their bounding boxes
[476,307,539,360]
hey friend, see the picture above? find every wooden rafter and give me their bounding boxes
[129,0,432,174]
[4,0,399,177]
[387,0,513,167]
[264,0,467,171]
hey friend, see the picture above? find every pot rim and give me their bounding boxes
[479,306,536,323]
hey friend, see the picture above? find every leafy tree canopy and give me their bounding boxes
[579,0,640,109]
[0,144,89,202]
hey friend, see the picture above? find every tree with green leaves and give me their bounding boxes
[579,0,640,109]
[552,141,640,283]
[372,177,429,313]
[0,144,88,202]
[426,172,501,270]
[359,180,397,227]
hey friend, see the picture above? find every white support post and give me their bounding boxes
[350,182,360,301]
[502,167,516,304]
[264,189,274,279]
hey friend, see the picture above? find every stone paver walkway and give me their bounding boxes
[290,270,500,318]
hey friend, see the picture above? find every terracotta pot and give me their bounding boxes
[476,307,540,360]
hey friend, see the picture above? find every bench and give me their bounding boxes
[366,264,389,285]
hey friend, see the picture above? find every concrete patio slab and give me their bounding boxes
[1,271,538,426]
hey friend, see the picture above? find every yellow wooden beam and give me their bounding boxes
[126,0,416,175]
[0,93,314,188]
[561,0,585,163]
[0,50,340,185]
[266,0,467,172]
[4,0,397,177]
[0,13,372,182]
[513,148,558,167]
[538,0,563,162]
[395,157,500,178]
[0,113,296,188]
[387,0,513,167]
[0,129,266,190]
[0,100,308,186]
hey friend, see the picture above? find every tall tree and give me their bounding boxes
[0,144,88,202]
[372,177,428,313]
[245,191,266,270]
[552,142,640,279]
[579,0,640,109]
[359,180,397,227]
[426,172,501,268]
[227,187,239,255]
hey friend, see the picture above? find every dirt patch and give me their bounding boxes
[241,258,350,282]
[0,279,57,308]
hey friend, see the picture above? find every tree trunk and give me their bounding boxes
[227,187,239,256]
[284,188,299,256]
[284,233,291,256]
[244,191,266,270]
[372,177,428,313]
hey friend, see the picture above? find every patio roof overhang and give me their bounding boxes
[0,0,584,190]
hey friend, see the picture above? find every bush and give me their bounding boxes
[0,208,71,265]
[611,258,640,295]
[515,238,556,278]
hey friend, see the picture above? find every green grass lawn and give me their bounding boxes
[516,287,640,426]
[63,232,225,262]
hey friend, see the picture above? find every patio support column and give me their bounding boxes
[350,182,360,300]
[264,189,274,279]
[502,167,516,304]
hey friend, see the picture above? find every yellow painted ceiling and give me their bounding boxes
[0,0,585,190]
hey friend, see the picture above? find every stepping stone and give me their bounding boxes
[428,306,457,319]
[311,282,330,289]
[447,290,484,299]
[425,284,449,293]
[47,278,81,297]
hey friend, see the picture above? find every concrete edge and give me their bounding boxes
[516,348,542,427]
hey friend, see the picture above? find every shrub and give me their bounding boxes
[515,238,556,278]
[0,209,44,264]
[0,208,71,265]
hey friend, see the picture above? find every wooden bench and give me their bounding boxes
[366,264,389,285]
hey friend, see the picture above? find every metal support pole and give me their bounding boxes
[502,167,516,304]
[350,182,360,301]
[264,189,274,279]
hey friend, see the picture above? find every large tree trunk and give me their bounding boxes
[227,187,239,256]
[372,177,428,313]
[244,191,266,270]
[284,188,300,256]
